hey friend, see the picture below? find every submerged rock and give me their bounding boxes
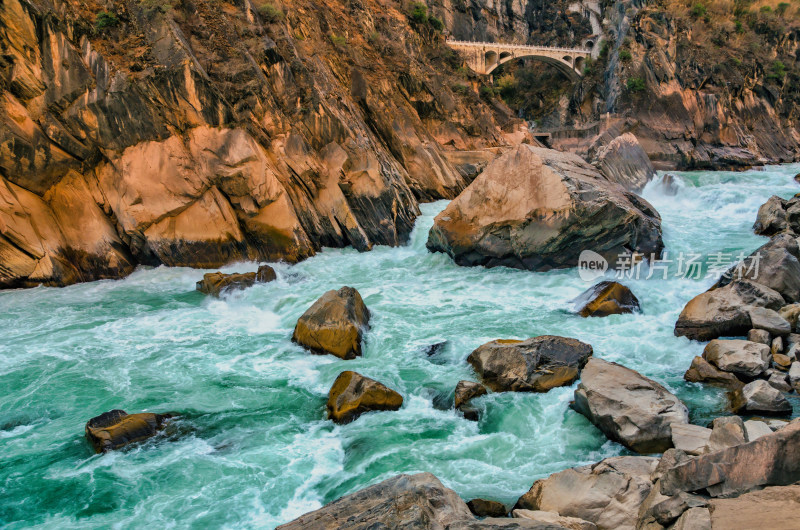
[515,456,658,530]
[674,280,785,341]
[573,358,689,453]
[573,281,640,317]
[195,266,276,297]
[467,336,593,392]
[292,287,370,359]
[467,498,508,518]
[326,371,403,424]
[85,409,171,453]
[426,145,663,271]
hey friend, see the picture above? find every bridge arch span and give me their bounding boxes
[446,40,590,80]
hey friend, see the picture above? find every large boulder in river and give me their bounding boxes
[593,133,656,193]
[85,409,171,453]
[573,281,640,317]
[326,371,403,424]
[426,145,664,271]
[277,472,550,529]
[514,456,659,530]
[292,287,370,359]
[196,265,276,296]
[674,280,785,341]
[701,339,770,378]
[683,356,743,389]
[467,336,593,392]
[573,359,689,453]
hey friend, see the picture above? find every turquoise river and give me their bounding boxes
[2,164,800,528]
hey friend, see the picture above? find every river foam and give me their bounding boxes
[1,163,799,528]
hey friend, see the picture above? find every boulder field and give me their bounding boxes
[280,419,800,529]
[426,144,664,271]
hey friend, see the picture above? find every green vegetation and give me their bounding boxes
[619,49,632,62]
[95,11,119,30]
[626,76,646,92]
[452,83,470,95]
[776,2,790,15]
[768,60,787,81]
[409,2,428,23]
[329,34,347,46]
[690,3,708,18]
[479,85,497,98]
[428,16,444,31]
[257,2,285,23]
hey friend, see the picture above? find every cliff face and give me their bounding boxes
[0,0,525,288]
[435,0,800,169]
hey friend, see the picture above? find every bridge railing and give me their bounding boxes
[445,39,591,54]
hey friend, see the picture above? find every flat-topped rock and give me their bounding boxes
[467,336,593,392]
[749,307,791,335]
[513,509,597,530]
[670,423,712,456]
[85,409,172,453]
[573,358,689,453]
[731,379,792,415]
[292,286,370,359]
[702,339,770,378]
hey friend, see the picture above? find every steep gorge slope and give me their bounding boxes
[0,0,525,288]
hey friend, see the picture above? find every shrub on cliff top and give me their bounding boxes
[409,2,428,23]
[257,2,285,23]
[690,3,707,18]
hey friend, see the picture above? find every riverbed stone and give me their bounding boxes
[326,371,403,424]
[573,358,689,453]
[747,328,771,344]
[670,424,711,455]
[683,356,743,389]
[467,498,508,518]
[779,303,800,330]
[196,271,256,296]
[749,307,791,336]
[454,380,487,409]
[789,362,800,384]
[731,380,791,415]
[292,287,370,359]
[768,372,792,392]
[720,234,800,303]
[743,419,773,440]
[659,422,800,498]
[573,281,640,317]
[701,339,770,378]
[513,509,597,530]
[773,353,792,371]
[707,416,747,453]
[515,456,658,530]
[674,280,784,341]
[85,409,171,453]
[467,336,593,392]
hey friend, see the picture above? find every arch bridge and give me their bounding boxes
[446,40,591,79]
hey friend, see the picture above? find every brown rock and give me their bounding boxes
[466,498,508,518]
[573,358,689,453]
[779,303,800,331]
[513,509,597,530]
[256,265,277,283]
[683,356,744,389]
[467,336,593,392]
[747,328,771,344]
[674,280,785,341]
[573,281,640,317]
[326,371,402,424]
[671,507,711,530]
[292,287,370,359]
[707,416,748,453]
[426,145,663,271]
[708,485,800,529]
[716,233,800,303]
[659,422,800,498]
[85,409,171,453]
[773,353,792,370]
[730,379,792,415]
[455,380,488,409]
[196,271,256,296]
[670,424,711,456]
[701,339,770,379]
[593,133,656,192]
[753,195,789,236]
[515,456,658,530]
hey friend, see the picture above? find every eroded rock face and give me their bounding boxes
[455,380,488,409]
[0,0,529,289]
[674,280,785,341]
[659,421,800,498]
[326,371,403,424]
[85,409,171,453]
[573,359,689,453]
[292,287,370,359]
[467,336,593,392]
[573,281,640,317]
[426,145,664,271]
[593,133,656,193]
[515,456,659,530]
[707,485,800,529]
